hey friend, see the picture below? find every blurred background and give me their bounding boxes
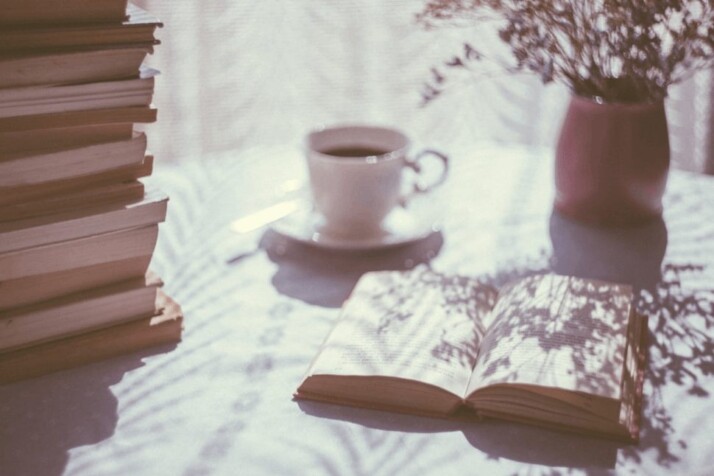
[134,0,714,173]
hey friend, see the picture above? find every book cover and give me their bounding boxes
[0,254,152,311]
[0,290,183,384]
[0,67,157,118]
[0,123,135,156]
[0,47,148,89]
[0,184,167,253]
[0,156,153,207]
[0,224,159,281]
[0,272,163,352]
[0,132,147,188]
[0,4,161,52]
[0,0,129,27]
[0,180,145,222]
[0,106,157,132]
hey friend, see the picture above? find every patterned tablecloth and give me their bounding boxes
[2,145,713,476]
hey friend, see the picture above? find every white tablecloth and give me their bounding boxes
[2,145,713,475]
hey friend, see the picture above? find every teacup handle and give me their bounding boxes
[400,149,449,206]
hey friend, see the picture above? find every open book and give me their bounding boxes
[295,268,647,442]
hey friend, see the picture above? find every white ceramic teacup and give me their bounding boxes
[306,124,448,238]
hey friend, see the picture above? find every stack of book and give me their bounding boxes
[0,0,183,384]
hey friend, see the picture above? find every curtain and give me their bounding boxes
[135,0,714,173]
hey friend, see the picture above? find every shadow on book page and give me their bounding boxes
[549,209,714,467]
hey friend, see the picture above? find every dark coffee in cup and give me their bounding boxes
[320,146,390,158]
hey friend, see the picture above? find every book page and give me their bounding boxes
[308,267,498,397]
[467,274,632,400]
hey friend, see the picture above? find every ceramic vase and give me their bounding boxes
[554,95,670,226]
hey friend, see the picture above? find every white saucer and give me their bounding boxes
[271,205,441,250]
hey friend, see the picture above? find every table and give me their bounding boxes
[2,145,713,475]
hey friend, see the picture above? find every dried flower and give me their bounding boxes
[417,0,714,104]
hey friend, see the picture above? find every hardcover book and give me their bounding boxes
[0,254,152,311]
[0,47,148,89]
[0,180,145,222]
[0,132,147,188]
[0,67,157,118]
[0,156,153,207]
[0,106,157,132]
[0,0,129,26]
[0,185,167,253]
[0,123,135,155]
[0,4,161,53]
[0,272,163,352]
[0,289,183,384]
[295,269,647,442]
[0,224,159,281]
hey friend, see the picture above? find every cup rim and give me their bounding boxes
[306,124,410,163]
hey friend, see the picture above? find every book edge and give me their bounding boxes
[0,290,183,385]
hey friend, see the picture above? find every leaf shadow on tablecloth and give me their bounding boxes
[289,212,675,473]
[296,399,620,470]
[262,229,445,308]
[551,208,714,471]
